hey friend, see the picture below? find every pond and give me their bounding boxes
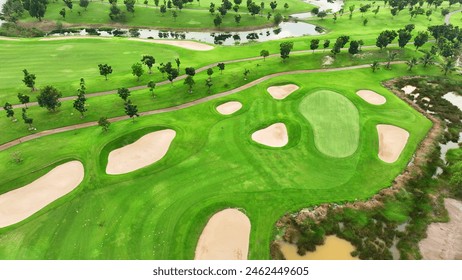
[291,0,344,19]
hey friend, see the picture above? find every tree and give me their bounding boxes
[371,61,380,72]
[21,108,34,130]
[98,117,111,132]
[59,8,66,19]
[348,40,359,55]
[217,62,225,74]
[131,62,144,81]
[406,58,418,71]
[441,8,450,17]
[323,39,330,52]
[185,67,196,76]
[311,7,319,14]
[124,0,135,16]
[385,51,398,69]
[17,93,30,108]
[209,3,215,14]
[184,75,195,93]
[234,14,241,25]
[273,12,283,24]
[283,2,288,10]
[147,81,156,98]
[167,68,179,84]
[358,39,364,51]
[160,4,167,15]
[207,68,214,78]
[349,5,355,19]
[439,59,456,76]
[363,18,368,26]
[98,64,113,80]
[214,14,222,27]
[270,1,277,12]
[425,9,432,20]
[1,0,25,23]
[413,31,429,50]
[141,55,155,74]
[398,29,412,48]
[109,4,126,22]
[317,11,327,20]
[117,87,131,101]
[375,30,397,49]
[373,5,380,17]
[310,39,319,53]
[73,97,87,118]
[22,69,36,91]
[3,102,15,121]
[172,10,178,21]
[419,51,435,67]
[205,78,213,94]
[260,49,269,60]
[243,68,250,80]
[158,63,166,78]
[37,85,62,112]
[218,5,228,16]
[79,0,90,10]
[124,100,139,122]
[63,0,73,11]
[279,41,294,62]
[23,0,48,21]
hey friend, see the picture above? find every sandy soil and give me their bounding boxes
[0,161,84,228]
[377,125,410,163]
[419,198,462,260]
[278,236,358,260]
[267,84,299,100]
[195,208,251,260]
[356,90,386,105]
[106,129,176,175]
[39,36,111,41]
[322,56,334,66]
[128,38,214,51]
[216,101,242,115]
[251,123,288,147]
[0,36,20,41]
[401,85,417,94]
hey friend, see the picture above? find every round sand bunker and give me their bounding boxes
[195,208,251,260]
[267,84,299,100]
[251,123,288,147]
[377,124,410,163]
[356,90,386,105]
[216,101,242,115]
[106,129,176,175]
[0,161,84,228]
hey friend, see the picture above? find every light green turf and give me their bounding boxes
[299,90,359,158]
[0,66,432,259]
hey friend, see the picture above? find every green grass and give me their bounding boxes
[0,66,432,259]
[299,90,360,158]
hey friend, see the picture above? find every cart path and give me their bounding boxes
[0,61,404,152]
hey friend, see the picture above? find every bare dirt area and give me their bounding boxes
[419,198,462,260]
[195,208,251,260]
[128,38,214,51]
[106,129,176,175]
[216,101,242,115]
[0,161,84,228]
[377,124,410,163]
[251,123,288,147]
[267,84,299,100]
[356,90,386,105]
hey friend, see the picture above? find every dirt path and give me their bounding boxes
[0,62,404,152]
[445,9,462,25]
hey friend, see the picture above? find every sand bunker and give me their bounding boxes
[195,208,251,260]
[377,124,410,163]
[251,123,288,147]
[267,84,299,100]
[40,36,111,41]
[356,90,386,105]
[216,101,242,115]
[106,129,176,175]
[0,36,20,41]
[401,85,417,94]
[128,38,214,51]
[419,198,462,260]
[0,161,84,228]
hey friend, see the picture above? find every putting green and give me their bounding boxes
[299,90,360,158]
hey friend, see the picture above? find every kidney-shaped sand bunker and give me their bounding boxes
[377,124,409,163]
[356,90,386,105]
[216,101,242,115]
[195,208,251,260]
[251,123,288,148]
[267,84,299,100]
[0,161,84,228]
[106,129,176,175]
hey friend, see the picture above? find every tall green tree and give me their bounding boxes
[22,69,36,91]
[175,58,181,71]
[141,55,155,74]
[184,75,195,93]
[419,51,435,67]
[207,68,214,78]
[376,30,397,49]
[131,62,144,81]
[79,0,90,10]
[98,117,111,132]
[17,93,30,108]
[205,78,213,94]
[37,85,62,112]
[398,29,412,48]
[117,87,131,101]
[348,40,359,55]
[124,0,135,16]
[310,39,320,53]
[370,61,380,72]
[260,49,269,60]
[21,108,34,130]
[3,102,15,121]
[124,100,139,122]
[98,64,113,80]
[406,58,418,71]
[23,0,47,21]
[147,81,156,98]
[439,59,456,76]
[413,31,429,50]
[279,41,294,62]
[217,62,225,74]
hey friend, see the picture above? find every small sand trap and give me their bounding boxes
[106,129,176,175]
[251,123,288,147]
[401,85,417,94]
[377,124,410,163]
[195,208,251,260]
[267,84,299,100]
[216,101,242,115]
[0,161,84,228]
[0,36,20,41]
[419,198,462,260]
[128,38,214,51]
[39,36,111,41]
[356,90,386,105]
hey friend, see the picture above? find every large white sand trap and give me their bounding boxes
[401,85,417,94]
[0,161,84,228]
[216,101,242,115]
[267,84,299,100]
[419,198,462,259]
[356,90,386,105]
[195,209,251,260]
[251,123,288,147]
[377,124,410,163]
[128,38,214,51]
[106,129,176,175]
